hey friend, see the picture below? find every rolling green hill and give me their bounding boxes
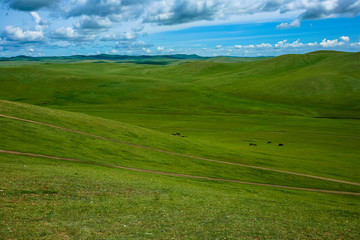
[1,99,359,189]
[1,100,360,239]
[1,51,359,239]
[205,56,271,63]
[0,51,359,118]
[167,51,360,115]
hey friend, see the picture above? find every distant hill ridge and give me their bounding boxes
[0,54,205,61]
[0,50,350,62]
[0,53,271,64]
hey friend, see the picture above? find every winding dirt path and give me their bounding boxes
[1,149,359,196]
[1,113,359,187]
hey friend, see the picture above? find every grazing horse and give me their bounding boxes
[278,143,284,146]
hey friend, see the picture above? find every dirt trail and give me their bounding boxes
[1,149,359,196]
[1,113,359,187]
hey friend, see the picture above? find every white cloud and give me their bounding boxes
[307,42,318,47]
[276,19,300,29]
[4,0,360,28]
[74,16,112,31]
[102,32,137,41]
[2,1,360,56]
[227,36,357,55]
[157,46,164,51]
[30,12,48,29]
[103,31,149,51]
[30,12,41,25]
[4,26,44,42]
[111,49,119,54]
[275,40,287,48]
[233,44,256,49]
[298,0,360,20]
[275,39,305,48]
[143,0,360,26]
[115,39,153,50]
[30,11,48,31]
[320,36,350,47]
[320,39,341,47]
[132,26,144,32]
[340,36,350,42]
[3,13,46,43]
[143,47,151,53]
[288,39,304,47]
[52,27,92,41]
[350,41,360,47]
[27,48,34,55]
[256,43,272,48]
[121,32,136,40]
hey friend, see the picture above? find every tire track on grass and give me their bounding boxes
[1,149,359,196]
[1,113,359,187]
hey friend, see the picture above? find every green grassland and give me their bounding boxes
[0,51,359,239]
[0,51,359,117]
[2,153,359,239]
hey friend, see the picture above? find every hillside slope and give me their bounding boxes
[169,51,360,114]
[1,49,360,238]
[0,51,359,117]
[2,152,359,239]
[1,100,360,239]
[1,100,359,191]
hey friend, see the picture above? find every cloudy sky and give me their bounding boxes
[1,0,360,57]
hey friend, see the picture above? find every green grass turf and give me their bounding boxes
[1,100,359,189]
[1,153,359,239]
[0,51,359,238]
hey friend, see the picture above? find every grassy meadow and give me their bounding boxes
[0,51,359,239]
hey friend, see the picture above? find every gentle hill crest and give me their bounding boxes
[0,51,359,118]
[172,51,360,115]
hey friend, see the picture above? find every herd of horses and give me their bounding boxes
[250,142,284,146]
[172,133,187,138]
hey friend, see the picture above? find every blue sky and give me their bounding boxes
[1,0,360,57]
